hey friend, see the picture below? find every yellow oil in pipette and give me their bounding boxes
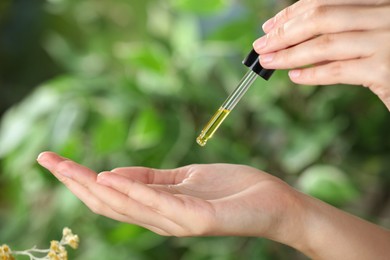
[196,70,257,146]
[196,107,230,146]
[196,48,275,147]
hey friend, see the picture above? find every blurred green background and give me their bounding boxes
[0,0,389,259]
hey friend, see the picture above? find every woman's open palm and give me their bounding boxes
[37,152,301,241]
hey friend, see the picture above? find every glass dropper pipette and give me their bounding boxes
[196,49,274,147]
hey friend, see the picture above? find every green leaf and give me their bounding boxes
[170,15,200,59]
[108,224,165,250]
[116,43,169,74]
[297,165,359,206]
[172,0,228,14]
[281,122,341,173]
[92,118,129,155]
[127,108,163,150]
[0,87,59,157]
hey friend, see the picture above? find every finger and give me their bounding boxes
[97,172,186,214]
[62,178,172,235]
[292,58,390,109]
[37,153,125,221]
[56,175,169,235]
[255,5,390,54]
[263,0,386,33]
[61,167,181,233]
[92,174,182,235]
[288,58,375,86]
[37,151,96,185]
[97,172,216,235]
[259,31,376,69]
[97,172,188,233]
[110,166,192,185]
[37,152,172,235]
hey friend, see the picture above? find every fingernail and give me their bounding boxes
[289,69,301,78]
[262,18,274,32]
[97,172,114,186]
[260,53,275,63]
[253,36,267,50]
[37,152,52,169]
[97,171,110,178]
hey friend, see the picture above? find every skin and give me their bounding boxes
[37,152,390,259]
[35,0,390,258]
[253,0,390,111]
[36,152,304,240]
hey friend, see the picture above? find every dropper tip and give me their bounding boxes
[196,135,207,147]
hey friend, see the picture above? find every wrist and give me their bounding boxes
[286,191,390,259]
[259,185,310,250]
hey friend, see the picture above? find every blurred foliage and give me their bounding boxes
[0,0,389,259]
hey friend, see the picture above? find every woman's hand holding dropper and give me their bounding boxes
[253,0,390,110]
